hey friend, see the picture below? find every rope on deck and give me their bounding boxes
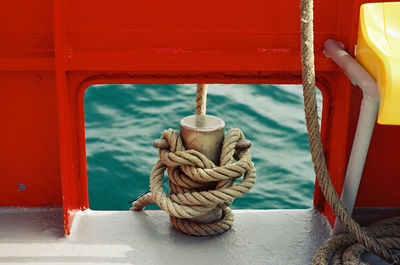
[131,86,256,236]
[300,0,400,263]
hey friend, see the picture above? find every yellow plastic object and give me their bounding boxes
[357,2,400,125]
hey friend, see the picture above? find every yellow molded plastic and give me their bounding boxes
[357,2,400,125]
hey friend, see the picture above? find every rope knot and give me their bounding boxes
[131,128,256,236]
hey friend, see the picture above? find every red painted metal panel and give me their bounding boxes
[0,0,399,233]
[357,125,400,207]
[53,0,88,234]
[0,72,61,206]
[0,0,53,69]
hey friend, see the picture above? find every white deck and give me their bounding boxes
[0,207,395,264]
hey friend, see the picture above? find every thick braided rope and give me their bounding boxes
[131,128,256,236]
[195,84,207,116]
[300,0,400,264]
[314,217,400,265]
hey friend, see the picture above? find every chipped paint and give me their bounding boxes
[17,183,26,192]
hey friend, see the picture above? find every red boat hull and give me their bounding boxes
[0,0,399,234]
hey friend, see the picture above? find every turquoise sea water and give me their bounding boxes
[84,84,322,210]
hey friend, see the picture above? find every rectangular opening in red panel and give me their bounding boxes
[83,84,323,211]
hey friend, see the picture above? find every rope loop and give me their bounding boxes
[131,128,256,236]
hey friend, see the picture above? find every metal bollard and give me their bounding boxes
[180,114,225,224]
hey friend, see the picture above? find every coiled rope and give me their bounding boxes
[300,0,400,264]
[131,84,256,236]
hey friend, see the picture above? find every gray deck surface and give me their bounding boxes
[0,207,393,265]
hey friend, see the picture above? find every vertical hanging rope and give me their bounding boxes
[300,0,399,264]
[195,84,207,116]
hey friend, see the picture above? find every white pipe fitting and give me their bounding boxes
[323,39,380,234]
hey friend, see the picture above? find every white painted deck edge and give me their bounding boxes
[2,207,396,265]
[0,207,332,265]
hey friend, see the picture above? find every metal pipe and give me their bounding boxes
[323,39,380,234]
